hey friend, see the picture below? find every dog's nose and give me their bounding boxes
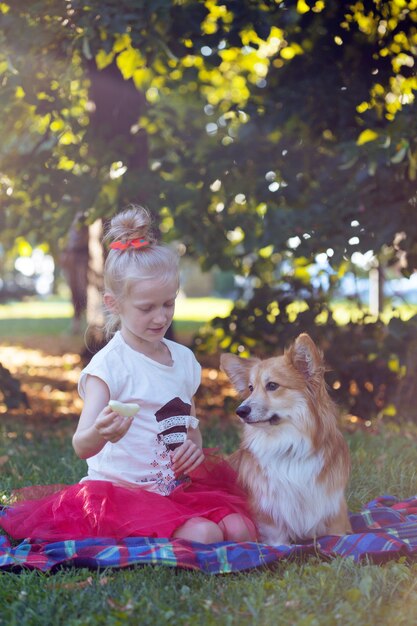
[236,404,251,419]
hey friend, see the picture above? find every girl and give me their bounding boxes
[0,206,256,544]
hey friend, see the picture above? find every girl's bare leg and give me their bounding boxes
[173,517,224,543]
[219,514,257,541]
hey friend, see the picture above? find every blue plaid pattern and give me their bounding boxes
[1,495,416,573]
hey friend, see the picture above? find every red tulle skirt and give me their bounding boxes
[0,454,253,541]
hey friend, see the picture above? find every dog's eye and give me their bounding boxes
[266,382,279,391]
[248,384,254,393]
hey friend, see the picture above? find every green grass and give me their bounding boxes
[0,560,416,626]
[0,296,233,338]
[0,418,416,625]
[1,297,416,340]
[0,298,72,336]
[0,297,233,323]
[0,297,417,623]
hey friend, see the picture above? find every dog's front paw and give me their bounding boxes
[259,525,290,546]
[263,535,291,546]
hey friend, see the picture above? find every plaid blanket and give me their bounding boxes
[1,495,416,574]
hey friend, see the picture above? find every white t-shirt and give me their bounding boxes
[78,331,201,495]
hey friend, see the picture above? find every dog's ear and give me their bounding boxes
[220,354,260,395]
[287,333,325,384]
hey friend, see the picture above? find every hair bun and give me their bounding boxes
[105,205,155,245]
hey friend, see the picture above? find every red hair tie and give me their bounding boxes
[110,238,149,250]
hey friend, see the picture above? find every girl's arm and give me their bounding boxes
[186,424,203,449]
[72,375,134,459]
[171,400,204,477]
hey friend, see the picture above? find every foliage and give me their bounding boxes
[1,1,417,416]
[195,275,417,419]
[1,1,416,253]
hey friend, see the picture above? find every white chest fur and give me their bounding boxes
[245,426,344,545]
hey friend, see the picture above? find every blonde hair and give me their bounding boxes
[103,205,179,338]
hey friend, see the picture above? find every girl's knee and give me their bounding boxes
[173,517,224,544]
[219,514,257,542]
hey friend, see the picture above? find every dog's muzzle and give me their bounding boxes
[236,403,281,425]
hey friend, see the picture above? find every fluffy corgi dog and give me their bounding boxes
[220,333,351,545]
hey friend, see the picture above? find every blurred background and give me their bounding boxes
[1,0,417,424]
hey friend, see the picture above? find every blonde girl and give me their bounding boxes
[1,206,256,544]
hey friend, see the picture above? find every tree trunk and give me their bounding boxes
[59,212,89,334]
[369,263,384,316]
[85,219,105,353]
[394,337,417,421]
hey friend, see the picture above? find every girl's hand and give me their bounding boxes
[94,406,134,443]
[171,439,204,477]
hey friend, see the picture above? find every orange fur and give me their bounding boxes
[221,333,351,545]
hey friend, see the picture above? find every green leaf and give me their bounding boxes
[116,48,143,79]
[356,129,379,145]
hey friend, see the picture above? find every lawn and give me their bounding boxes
[0,417,416,625]
[1,296,416,340]
[0,298,416,624]
[0,296,233,339]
